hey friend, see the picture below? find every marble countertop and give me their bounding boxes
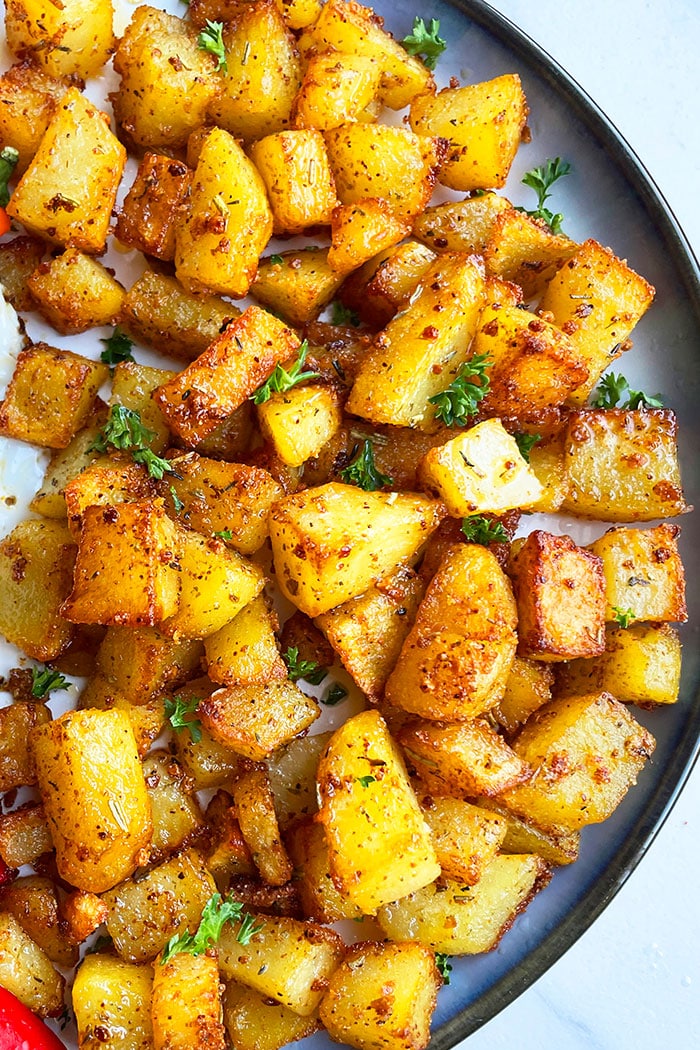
[458,2,700,1047]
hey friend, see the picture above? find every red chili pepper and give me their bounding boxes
[0,208,9,237]
[0,987,66,1050]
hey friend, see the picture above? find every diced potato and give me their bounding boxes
[218,914,345,1016]
[232,767,292,887]
[328,198,411,274]
[0,701,50,792]
[7,87,125,252]
[588,523,687,623]
[276,0,321,30]
[269,482,445,616]
[252,247,345,327]
[222,981,320,1050]
[0,519,75,660]
[64,457,154,538]
[410,75,527,191]
[319,940,440,1050]
[199,680,320,760]
[28,249,125,335]
[377,855,550,954]
[103,849,216,964]
[473,796,580,865]
[412,193,512,254]
[0,64,67,176]
[5,0,113,78]
[109,361,174,455]
[257,384,343,467]
[0,875,77,968]
[317,709,439,914]
[508,530,606,661]
[89,625,202,707]
[205,596,286,687]
[501,693,655,830]
[115,154,193,261]
[204,791,256,888]
[143,750,204,863]
[78,685,166,759]
[386,544,517,720]
[31,708,152,893]
[73,954,154,1050]
[0,343,108,449]
[539,239,655,402]
[0,910,65,1017]
[525,429,569,514]
[339,239,436,329]
[155,306,299,445]
[561,409,688,521]
[175,128,272,298]
[286,820,362,923]
[482,207,577,300]
[418,795,507,884]
[250,130,337,234]
[493,656,555,734]
[293,51,381,131]
[346,253,486,428]
[266,731,332,829]
[61,499,180,628]
[59,888,108,945]
[0,802,53,868]
[556,622,682,706]
[152,951,226,1050]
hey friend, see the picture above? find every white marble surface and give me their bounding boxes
[459,2,700,1047]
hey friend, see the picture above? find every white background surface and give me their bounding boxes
[460,2,700,1047]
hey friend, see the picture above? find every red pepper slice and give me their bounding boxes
[0,208,9,237]
[0,987,66,1050]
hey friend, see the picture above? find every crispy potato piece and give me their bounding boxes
[115,154,192,261]
[31,708,152,893]
[328,198,411,274]
[0,701,50,792]
[250,130,338,234]
[493,656,555,735]
[232,768,292,887]
[4,0,114,78]
[412,193,512,255]
[339,239,436,329]
[59,888,108,945]
[319,940,440,1050]
[73,954,154,1050]
[292,51,381,131]
[482,207,577,300]
[64,457,154,538]
[588,523,687,622]
[152,952,226,1050]
[28,249,125,335]
[143,751,204,863]
[205,596,286,687]
[473,796,580,865]
[317,709,440,914]
[0,234,46,310]
[199,680,320,760]
[525,429,569,514]
[204,791,256,888]
[266,732,332,829]
[7,87,125,252]
[0,875,78,967]
[88,624,202,707]
[0,911,65,1017]
[286,819,363,923]
[0,802,53,868]
[109,361,174,455]
[508,531,606,661]
[257,384,343,467]
[418,795,507,885]
[252,248,345,327]
[0,63,67,176]
[222,981,320,1050]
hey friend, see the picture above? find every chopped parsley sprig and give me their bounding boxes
[164,694,202,743]
[461,515,509,545]
[283,646,328,686]
[514,432,540,462]
[31,666,70,698]
[197,20,227,73]
[0,146,19,209]
[160,894,264,965]
[251,341,319,404]
[401,16,447,70]
[612,606,636,629]
[520,157,571,234]
[429,353,492,426]
[330,301,361,327]
[591,372,663,410]
[435,952,453,984]
[90,405,178,481]
[339,439,393,491]
[100,327,135,369]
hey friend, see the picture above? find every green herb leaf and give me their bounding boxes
[322,683,348,706]
[213,528,233,540]
[461,515,509,545]
[236,912,265,945]
[357,775,376,788]
[591,372,663,410]
[164,694,202,744]
[86,933,113,955]
[160,894,257,964]
[197,20,227,73]
[435,952,452,984]
[519,157,571,234]
[428,353,492,426]
[250,341,319,404]
[330,300,361,327]
[339,439,393,491]
[132,447,177,481]
[31,666,69,698]
[514,432,541,462]
[90,405,178,481]
[268,254,284,265]
[283,646,328,686]
[170,486,185,515]
[0,146,19,209]
[100,327,135,368]
[401,16,447,70]
[612,606,636,629]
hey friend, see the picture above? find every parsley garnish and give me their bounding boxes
[164,694,202,744]
[330,301,361,327]
[99,327,135,368]
[160,894,263,964]
[170,486,185,515]
[339,439,393,491]
[31,666,69,698]
[357,775,376,788]
[0,146,19,209]
[514,432,540,462]
[213,528,233,540]
[461,515,509,545]
[283,646,328,686]
[401,17,447,70]
[90,405,177,481]
[250,341,319,405]
[197,20,227,73]
[520,157,571,234]
[269,254,284,265]
[435,952,452,984]
[591,372,663,410]
[612,606,636,629]
[428,353,491,426]
[322,683,348,706]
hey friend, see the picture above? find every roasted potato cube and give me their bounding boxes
[328,198,411,274]
[143,751,204,863]
[89,624,202,707]
[317,710,439,914]
[412,192,512,255]
[0,235,46,310]
[61,499,180,628]
[346,253,486,428]
[266,732,332,829]
[250,130,337,234]
[0,519,75,660]
[0,701,50,792]
[257,384,343,467]
[204,791,256,887]
[410,75,527,191]
[561,409,687,521]
[252,247,345,327]
[0,875,77,968]
[208,0,301,142]
[324,122,445,221]
[339,239,436,329]
[539,239,655,402]
[269,482,445,616]
[7,87,125,252]
[473,797,580,866]
[218,914,345,1016]
[31,708,152,893]
[199,680,320,760]
[500,692,655,830]
[5,0,113,78]
[155,307,299,446]
[386,544,517,721]
[152,951,226,1050]
[0,802,53,868]
[0,343,108,449]
[232,768,292,887]
[292,50,381,131]
[222,981,320,1050]
[115,154,192,261]
[0,911,65,1017]
[28,249,125,334]
[110,361,174,455]
[493,656,555,735]
[205,596,286,687]
[588,523,687,623]
[73,954,154,1050]
[64,457,154,538]
[397,718,530,798]
[319,940,440,1050]
[482,207,577,300]
[508,530,606,661]
[104,849,216,964]
[377,855,550,954]
[556,622,682,706]
[170,679,244,790]
[286,819,362,923]
[0,64,67,176]
[525,429,569,514]
[418,795,507,885]
[120,270,240,362]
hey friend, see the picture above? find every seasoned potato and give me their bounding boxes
[28,249,125,335]
[73,954,154,1050]
[4,0,114,78]
[205,595,286,687]
[252,247,345,327]
[493,656,555,734]
[417,795,507,885]
[286,819,362,923]
[0,64,67,177]
[198,680,319,760]
[0,875,77,968]
[249,130,338,234]
[328,198,411,274]
[232,767,292,887]
[143,750,204,863]
[292,51,381,131]
[257,384,343,467]
[412,192,512,255]
[588,523,687,623]
[222,981,320,1050]
[115,154,193,262]
[0,911,65,1017]
[338,239,436,328]
[152,951,226,1050]
[109,361,174,455]
[0,701,50,792]
[482,207,577,300]
[0,802,53,868]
